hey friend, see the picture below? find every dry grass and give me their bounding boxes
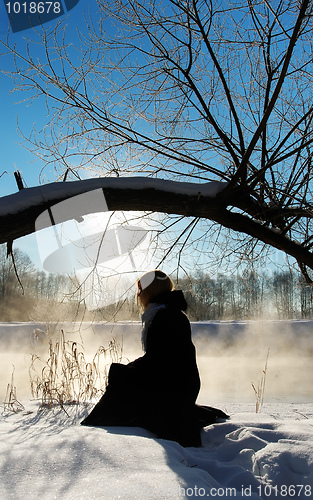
[251,348,270,413]
[29,329,123,410]
[3,366,25,413]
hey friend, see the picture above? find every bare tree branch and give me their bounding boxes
[1,177,313,272]
[1,0,313,280]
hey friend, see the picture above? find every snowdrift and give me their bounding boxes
[0,402,312,499]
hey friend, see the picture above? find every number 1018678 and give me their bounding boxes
[257,484,312,497]
[5,2,61,14]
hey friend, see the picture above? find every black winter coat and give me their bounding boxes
[81,290,228,446]
[130,290,200,407]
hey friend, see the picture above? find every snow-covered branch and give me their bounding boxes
[1,176,313,274]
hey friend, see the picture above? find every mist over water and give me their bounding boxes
[0,319,312,405]
[193,320,313,404]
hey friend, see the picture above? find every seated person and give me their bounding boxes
[81,269,228,447]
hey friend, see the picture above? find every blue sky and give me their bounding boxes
[0,0,97,198]
[0,0,100,266]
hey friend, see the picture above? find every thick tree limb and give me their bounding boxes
[1,177,313,271]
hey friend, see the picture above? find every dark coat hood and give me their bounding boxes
[152,290,187,311]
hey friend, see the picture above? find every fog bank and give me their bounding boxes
[0,320,312,405]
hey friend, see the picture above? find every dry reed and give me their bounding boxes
[251,348,270,413]
[29,329,123,409]
[3,366,25,413]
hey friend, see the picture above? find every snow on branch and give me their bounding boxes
[0,177,227,245]
[1,176,313,276]
[0,177,227,218]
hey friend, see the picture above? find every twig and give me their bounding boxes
[3,366,25,413]
[251,348,270,413]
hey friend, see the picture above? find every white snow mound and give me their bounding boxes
[1,402,312,499]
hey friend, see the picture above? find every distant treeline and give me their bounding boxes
[0,245,77,321]
[181,271,313,320]
[0,245,312,321]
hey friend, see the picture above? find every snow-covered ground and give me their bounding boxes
[1,401,312,499]
[1,320,313,499]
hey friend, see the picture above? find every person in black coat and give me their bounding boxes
[81,270,228,446]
